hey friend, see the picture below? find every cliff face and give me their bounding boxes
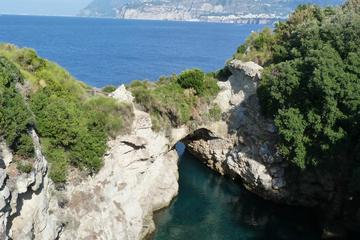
[0,86,179,239]
[0,58,343,239]
[0,130,61,240]
[79,0,342,23]
[182,60,336,207]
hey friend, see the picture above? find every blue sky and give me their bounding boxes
[0,0,92,16]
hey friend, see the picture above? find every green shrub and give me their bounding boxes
[215,67,232,81]
[14,134,35,158]
[208,105,222,121]
[233,27,275,65]
[42,141,68,184]
[177,69,205,95]
[202,74,220,98]
[14,48,46,72]
[84,96,133,137]
[129,71,220,131]
[0,57,34,157]
[253,1,360,198]
[0,45,135,183]
[102,85,117,93]
[16,160,33,174]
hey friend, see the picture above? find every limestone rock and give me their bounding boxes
[0,130,61,240]
[228,59,263,79]
[214,80,232,112]
[58,109,179,240]
[183,60,335,207]
[110,84,134,104]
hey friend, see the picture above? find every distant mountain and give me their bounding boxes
[79,0,344,23]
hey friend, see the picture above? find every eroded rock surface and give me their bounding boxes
[184,59,335,206]
[57,108,179,240]
[0,60,336,240]
[0,130,61,240]
[1,87,179,240]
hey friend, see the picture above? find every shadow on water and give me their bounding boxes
[153,143,321,240]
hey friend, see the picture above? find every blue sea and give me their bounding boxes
[0,15,320,240]
[0,15,268,87]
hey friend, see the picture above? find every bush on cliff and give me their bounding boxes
[177,69,205,95]
[0,57,35,159]
[0,45,134,183]
[237,0,360,201]
[128,70,220,131]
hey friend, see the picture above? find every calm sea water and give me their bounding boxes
[0,15,320,239]
[153,145,320,240]
[0,15,268,87]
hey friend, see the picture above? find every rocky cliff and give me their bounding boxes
[182,60,336,207]
[0,57,341,239]
[0,85,179,239]
[79,0,342,23]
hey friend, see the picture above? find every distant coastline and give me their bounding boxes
[0,13,283,25]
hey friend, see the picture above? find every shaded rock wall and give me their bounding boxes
[183,60,336,207]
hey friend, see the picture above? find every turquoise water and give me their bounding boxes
[153,144,320,240]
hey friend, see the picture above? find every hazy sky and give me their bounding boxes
[0,0,92,16]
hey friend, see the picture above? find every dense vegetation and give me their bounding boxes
[0,57,35,170]
[236,0,360,213]
[128,69,220,132]
[0,44,133,183]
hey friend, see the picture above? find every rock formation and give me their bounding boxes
[0,60,337,239]
[183,59,335,207]
[0,86,179,239]
[0,129,61,240]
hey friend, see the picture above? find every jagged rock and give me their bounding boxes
[0,129,62,240]
[1,58,338,239]
[57,109,178,240]
[228,60,263,79]
[272,178,286,190]
[236,153,273,191]
[0,187,10,210]
[214,80,232,112]
[110,84,134,104]
[183,59,335,207]
[1,106,179,240]
[0,169,6,187]
[0,141,12,167]
[184,60,286,200]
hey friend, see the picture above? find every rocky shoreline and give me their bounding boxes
[183,60,336,208]
[0,59,342,239]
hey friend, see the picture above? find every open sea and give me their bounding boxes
[0,15,320,240]
[1,15,268,87]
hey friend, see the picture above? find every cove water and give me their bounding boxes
[153,144,320,240]
[0,15,320,239]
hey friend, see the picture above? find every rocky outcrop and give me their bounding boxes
[183,59,335,207]
[183,60,289,201]
[1,86,179,240]
[0,130,61,240]
[0,59,337,239]
[57,107,179,239]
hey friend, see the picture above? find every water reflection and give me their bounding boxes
[153,144,320,240]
